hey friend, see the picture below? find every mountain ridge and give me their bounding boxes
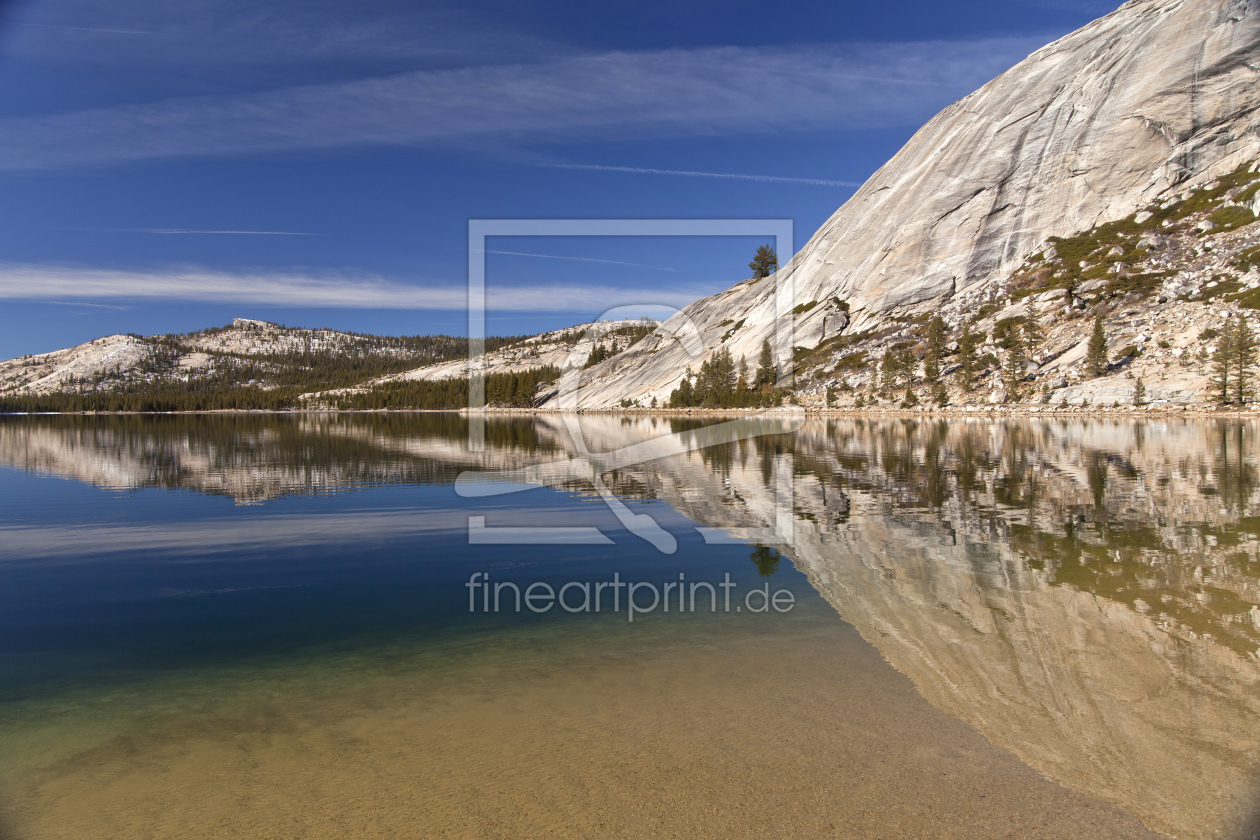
[550,0,1260,408]
[0,318,535,410]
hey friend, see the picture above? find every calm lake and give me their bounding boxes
[0,413,1256,839]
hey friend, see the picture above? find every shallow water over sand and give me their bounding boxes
[0,414,1256,838]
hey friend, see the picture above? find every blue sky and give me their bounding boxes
[0,0,1122,358]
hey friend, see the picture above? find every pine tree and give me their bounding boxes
[825,385,836,407]
[756,339,775,388]
[902,344,916,381]
[1133,377,1146,406]
[749,245,778,280]
[957,320,981,391]
[737,354,749,391]
[1002,325,1027,402]
[1064,280,1079,309]
[926,318,950,404]
[924,315,948,383]
[881,345,909,394]
[1022,298,1044,359]
[1211,317,1236,404]
[749,545,781,577]
[1086,312,1109,378]
[878,343,917,396]
[671,369,695,408]
[880,351,898,395]
[1235,315,1257,404]
[704,347,736,405]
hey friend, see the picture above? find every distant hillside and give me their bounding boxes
[0,317,664,412]
[304,318,660,410]
[0,319,535,412]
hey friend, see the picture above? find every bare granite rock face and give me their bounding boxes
[552,0,1260,408]
[0,334,155,396]
[370,319,653,385]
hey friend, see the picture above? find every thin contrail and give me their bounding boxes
[14,22,157,35]
[481,249,679,272]
[108,228,326,236]
[541,163,861,187]
[46,301,131,310]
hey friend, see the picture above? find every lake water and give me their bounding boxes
[0,413,1257,839]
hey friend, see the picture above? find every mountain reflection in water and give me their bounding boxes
[0,413,1257,839]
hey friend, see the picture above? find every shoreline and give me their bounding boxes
[2,404,1258,419]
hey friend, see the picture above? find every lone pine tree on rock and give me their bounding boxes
[749,245,778,280]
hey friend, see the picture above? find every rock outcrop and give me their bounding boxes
[363,319,655,386]
[0,334,158,396]
[552,0,1260,408]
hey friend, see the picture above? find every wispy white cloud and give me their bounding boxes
[0,38,1046,170]
[541,163,861,187]
[0,262,713,311]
